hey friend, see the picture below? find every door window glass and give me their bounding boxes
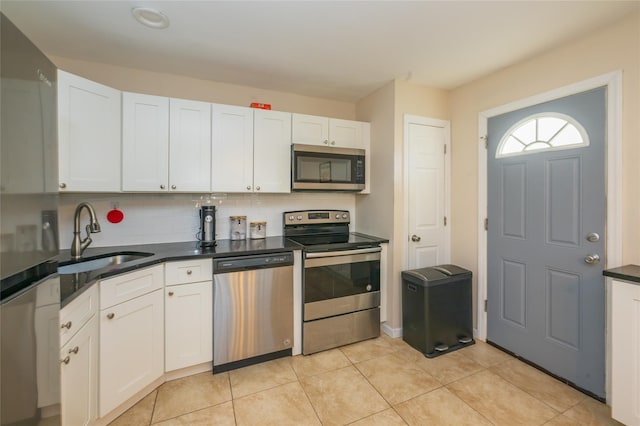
[496,112,588,158]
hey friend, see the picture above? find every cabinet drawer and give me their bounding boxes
[165,259,212,285]
[60,284,98,346]
[100,265,163,309]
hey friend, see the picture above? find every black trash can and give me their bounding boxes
[401,264,474,358]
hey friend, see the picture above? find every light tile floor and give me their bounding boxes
[109,336,622,426]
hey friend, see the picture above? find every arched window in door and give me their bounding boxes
[496,112,589,158]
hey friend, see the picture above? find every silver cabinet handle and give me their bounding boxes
[411,235,421,242]
[331,141,336,145]
[246,185,252,191]
[584,254,600,264]
[323,140,329,145]
[160,184,166,190]
[59,183,67,189]
[256,186,260,191]
[61,356,70,365]
[107,313,115,319]
[61,321,72,330]
[171,185,177,190]
[168,291,174,296]
[68,346,79,354]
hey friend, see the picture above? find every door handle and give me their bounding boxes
[411,235,421,242]
[584,254,600,265]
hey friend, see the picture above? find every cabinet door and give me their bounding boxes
[611,280,640,425]
[329,118,363,148]
[122,93,169,192]
[99,289,164,417]
[58,70,121,192]
[253,109,292,193]
[165,281,213,371]
[211,104,254,192]
[61,315,98,426]
[291,113,329,146]
[169,98,211,192]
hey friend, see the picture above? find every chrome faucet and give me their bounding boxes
[70,202,101,260]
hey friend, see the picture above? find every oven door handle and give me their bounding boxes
[305,247,381,259]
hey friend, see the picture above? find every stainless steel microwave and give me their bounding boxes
[291,144,366,191]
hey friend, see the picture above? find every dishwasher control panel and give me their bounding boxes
[213,252,294,274]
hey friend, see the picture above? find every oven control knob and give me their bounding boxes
[288,215,294,221]
[342,213,348,219]
[335,214,340,219]
[366,284,372,291]
[297,215,303,220]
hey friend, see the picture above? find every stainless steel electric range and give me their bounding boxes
[283,210,382,354]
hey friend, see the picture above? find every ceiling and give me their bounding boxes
[2,1,638,102]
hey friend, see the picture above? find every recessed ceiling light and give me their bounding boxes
[131,7,169,29]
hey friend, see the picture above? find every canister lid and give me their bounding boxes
[229,215,247,219]
[250,221,266,225]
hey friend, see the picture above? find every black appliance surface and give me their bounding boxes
[1,12,61,425]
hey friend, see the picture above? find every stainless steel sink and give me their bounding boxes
[58,252,153,274]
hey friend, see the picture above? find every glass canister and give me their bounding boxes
[249,221,267,239]
[230,216,247,240]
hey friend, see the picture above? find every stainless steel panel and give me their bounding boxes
[305,250,380,268]
[305,247,381,261]
[292,181,365,191]
[213,265,293,366]
[303,308,380,355]
[304,291,380,321]
[292,143,365,157]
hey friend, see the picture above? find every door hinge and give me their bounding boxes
[484,299,488,312]
[444,144,447,154]
[481,134,488,149]
[484,218,488,231]
[444,216,447,226]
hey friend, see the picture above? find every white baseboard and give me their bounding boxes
[381,322,402,338]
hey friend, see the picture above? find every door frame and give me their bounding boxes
[477,71,622,398]
[403,114,451,271]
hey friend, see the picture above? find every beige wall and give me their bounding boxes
[450,12,640,326]
[51,56,356,119]
[355,80,449,330]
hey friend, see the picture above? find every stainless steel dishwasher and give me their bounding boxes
[213,252,294,372]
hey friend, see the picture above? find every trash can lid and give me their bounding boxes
[401,264,471,286]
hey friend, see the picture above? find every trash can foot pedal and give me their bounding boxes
[434,344,449,352]
[458,336,473,344]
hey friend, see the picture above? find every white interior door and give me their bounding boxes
[405,115,450,270]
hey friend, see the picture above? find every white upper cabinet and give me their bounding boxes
[253,109,292,193]
[212,108,291,193]
[122,93,169,191]
[58,70,121,192]
[122,96,211,192]
[169,99,212,192]
[211,104,254,192]
[292,113,364,149]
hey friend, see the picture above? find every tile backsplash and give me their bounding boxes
[58,192,356,249]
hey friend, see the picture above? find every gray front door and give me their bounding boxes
[487,87,606,398]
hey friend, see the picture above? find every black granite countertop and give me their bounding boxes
[58,237,302,307]
[603,265,640,285]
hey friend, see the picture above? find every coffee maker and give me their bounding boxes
[199,205,216,247]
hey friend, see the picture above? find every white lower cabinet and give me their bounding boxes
[164,259,213,372]
[165,281,213,371]
[610,278,640,425]
[61,315,98,426]
[60,284,99,426]
[99,266,164,417]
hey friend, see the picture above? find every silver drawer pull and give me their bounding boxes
[107,313,115,320]
[68,346,79,355]
[61,356,70,365]
[61,321,72,330]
